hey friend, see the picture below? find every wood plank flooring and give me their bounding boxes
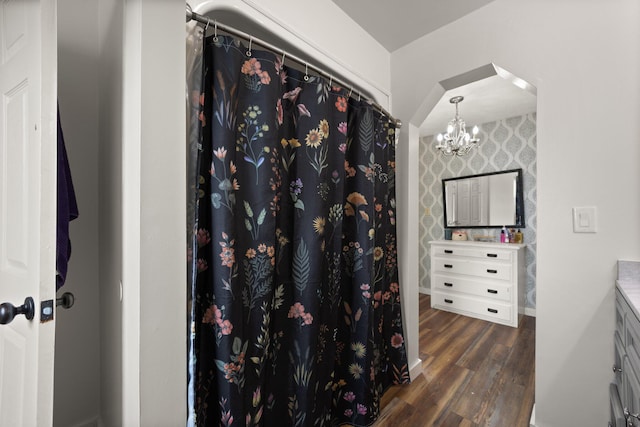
[376,294,535,427]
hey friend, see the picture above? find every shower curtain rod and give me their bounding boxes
[186,4,401,128]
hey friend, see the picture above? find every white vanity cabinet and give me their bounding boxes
[611,284,640,426]
[429,240,526,327]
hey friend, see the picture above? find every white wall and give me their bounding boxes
[97,0,187,425]
[128,1,186,425]
[97,0,124,425]
[55,1,101,426]
[396,123,421,377]
[391,0,640,425]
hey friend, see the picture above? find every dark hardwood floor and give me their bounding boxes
[377,294,535,427]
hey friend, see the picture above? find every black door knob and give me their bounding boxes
[56,292,74,309]
[0,297,35,325]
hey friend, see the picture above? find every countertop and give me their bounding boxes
[429,240,526,249]
[616,260,640,319]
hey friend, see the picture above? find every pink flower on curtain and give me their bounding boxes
[391,333,404,349]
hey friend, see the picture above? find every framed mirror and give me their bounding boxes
[442,168,525,228]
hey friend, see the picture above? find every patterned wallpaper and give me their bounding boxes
[419,113,537,310]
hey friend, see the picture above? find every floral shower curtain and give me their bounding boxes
[189,34,409,427]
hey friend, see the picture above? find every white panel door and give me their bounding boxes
[469,178,482,226]
[457,179,471,226]
[0,0,57,426]
[445,181,457,226]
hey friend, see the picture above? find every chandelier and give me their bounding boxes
[436,96,480,156]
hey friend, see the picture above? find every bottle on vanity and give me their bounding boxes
[514,229,523,244]
[500,226,506,243]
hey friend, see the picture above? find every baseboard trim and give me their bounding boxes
[529,403,536,426]
[66,416,100,427]
[408,357,423,381]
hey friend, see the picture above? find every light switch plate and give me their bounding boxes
[573,206,597,233]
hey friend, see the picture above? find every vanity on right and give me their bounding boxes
[611,260,640,426]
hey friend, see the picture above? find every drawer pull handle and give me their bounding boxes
[487,308,498,314]
[487,289,498,294]
[444,282,453,287]
[613,364,622,373]
[444,249,453,254]
[444,299,453,304]
[487,269,498,274]
[444,264,453,269]
[487,253,498,258]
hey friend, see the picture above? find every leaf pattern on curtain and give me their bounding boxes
[189,35,409,427]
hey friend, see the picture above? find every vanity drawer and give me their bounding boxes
[432,274,512,302]
[616,290,626,346]
[432,291,512,323]
[431,245,513,262]
[614,333,624,391]
[610,382,626,427]
[624,356,640,427]
[625,308,640,369]
[432,258,512,281]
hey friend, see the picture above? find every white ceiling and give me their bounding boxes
[331,0,497,52]
[420,75,537,136]
[331,1,537,136]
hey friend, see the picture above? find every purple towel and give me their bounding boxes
[56,107,79,290]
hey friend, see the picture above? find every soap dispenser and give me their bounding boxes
[500,226,506,243]
[515,229,523,244]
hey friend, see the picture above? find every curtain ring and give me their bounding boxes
[348,87,353,97]
[280,51,286,69]
[246,37,253,57]
[304,62,309,81]
[212,20,218,42]
[204,19,210,32]
[358,92,361,101]
[328,74,333,87]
